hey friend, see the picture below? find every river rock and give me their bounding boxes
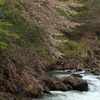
[76,68,83,71]
[43,77,69,91]
[71,74,82,78]
[63,76,88,91]
[93,71,100,75]
[91,68,100,75]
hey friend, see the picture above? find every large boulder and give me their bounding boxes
[43,77,69,91]
[63,76,88,91]
[71,74,82,78]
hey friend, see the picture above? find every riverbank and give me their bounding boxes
[32,69,100,100]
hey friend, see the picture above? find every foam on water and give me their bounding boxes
[33,71,100,100]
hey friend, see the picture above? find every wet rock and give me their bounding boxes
[93,71,100,75]
[66,70,73,74]
[76,68,83,71]
[85,69,91,74]
[66,84,73,90]
[90,68,100,75]
[63,76,88,91]
[43,77,69,91]
[96,77,100,80]
[71,74,82,78]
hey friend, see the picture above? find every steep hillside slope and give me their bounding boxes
[49,0,100,70]
[0,0,100,99]
[0,0,83,99]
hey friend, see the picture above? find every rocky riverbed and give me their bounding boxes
[33,69,100,100]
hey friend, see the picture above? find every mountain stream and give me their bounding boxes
[33,70,100,100]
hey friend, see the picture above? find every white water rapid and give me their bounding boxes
[33,70,100,100]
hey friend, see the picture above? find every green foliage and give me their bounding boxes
[31,43,52,60]
[0,26,19,39]
[0,0,5,4]
[0,0,51,62]
[58,38,87,55]
[34,0,39,2]
[73,9,92,19]
[56,8,66,17]
[52,27,88,56]
[0,20,12,27]
[0,0,90,60]
[76,0,93,4]
[37,48,52,60]
[67,0,94,21]
[58,0,69,1]
[0,0,21,50]
[0,19,20,50]
[0,42,8,49]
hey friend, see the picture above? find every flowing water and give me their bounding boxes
[33,70,100,100]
